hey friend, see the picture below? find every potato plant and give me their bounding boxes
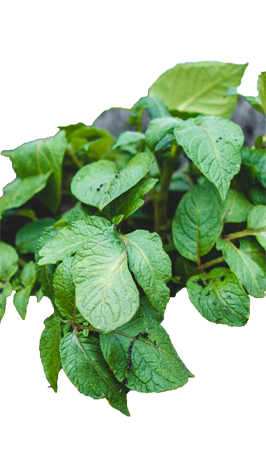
[0,61,265,416]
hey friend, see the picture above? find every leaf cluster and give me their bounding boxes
[1,61,265,416]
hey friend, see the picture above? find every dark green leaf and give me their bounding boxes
[175,257,197,279]
[113,131,145,149]
[13,261,36,319]
[172,181,223,262]
[223,188,253,223]
[66,126,114,160]
[40,314,62,392]
[187,268,250,326]
[15,218,55,253]
[242,148,266,188]
[145,117,181,151]
[60,331,129,416]
[35,227,59,302]
[247,205,266,250]
[71,152,154,210]
[53,258,77,321]
[128,95,171,126]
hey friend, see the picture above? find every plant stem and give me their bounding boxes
[67,148,83,169]
[18,258,27,268]
[222,228,264,240]
[154,145,182,235]
[199,256,224,271]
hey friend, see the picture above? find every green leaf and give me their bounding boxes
[53,258,77,321]
[2,131,67,213]
[0,242,19,281]
[20,260,36,288]
[66,126,114,160]
[242,148,266,188]
[15,218,55,253]
[38,216,110,265]
[113,131,145,149]
[247,205,266,250]
[60,331,130,416]
[32,288,45,314]
[58,122,85,137]
[175,257,197,279]
[173,116,244,201]
[238,163,259,191]
[0,173,51,218]
[169,171,192,193]
[225,87,264,113]
[71,152,154,210]
[13,288,31,320]
[124,230,172,317]
[249,186,266,205]
[172,181,223,262]
[216,238,266,298]
[100,313,194,393]
[35,227,59,302]
[13,261,36,319]
[58,202,89,224]
[187,268,250,326]
[102,178,157,224]
[223,189,253,223]
[149,61,248,118]
[73,226,139,333]
[258,72,266,113]
[40,314,62,392]
[0,282,12,322]
[145,117,181,151]
[128,95,171,126]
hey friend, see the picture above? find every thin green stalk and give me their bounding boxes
[154,145,182,235]
[67,148,83,169]
[222,228,264,240]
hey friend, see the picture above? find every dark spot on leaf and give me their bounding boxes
[0,288,3,294]
[219,137,222,139]
[206,291,210,296]
[216,139,219,142]
[227,294,231,299]
[220,276,225,281]
[97,188,100,191]
[100,184,103,188]
[197,278,204,286]
[216,318,222,322]
[205,279,210,285]
[212,301,216,305]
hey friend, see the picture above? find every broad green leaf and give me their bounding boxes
[216,238,266,298]
[13,261,36,319]
[100,313,194,393]
[187,268,250,326]
[113,131,145,149]
[145,117,181,151]
[40,314,62,392]
[0,282,12,322]
[225,87,264,113]
[15,218,55,253]
[0,242,19,281]
[175,257,197,279]
[35,227,59,302]
[53,258,77,321]
[70,152,153,210]
[73,226,139,333]
[247,205,266,250]
[173,116,244,201]
[66,126,114,160]
[128,95,171,126]
[102,178,157,224]
[238,163,259,191]
[2,131,67,213]
[249,186,266,205]
[32,288,45,314]
[258,72,266,113]
[20,260,36,288]
[13,288,31,320]
[60,331,129,416]
[0,173,51,218]
[242,148,266,188]
[58,123,85,137]
[38,216,110,265]
[223,189,253,223]
[149,61,248,118]
[172,181,223,262]
[59,202,89,224]
[124,230,172,317]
